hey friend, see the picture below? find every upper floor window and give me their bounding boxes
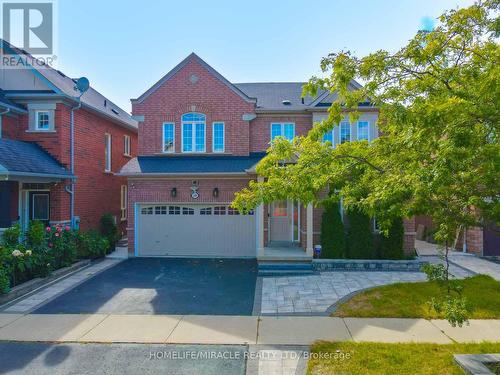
[271,123,295,142]
[123,135,131,156]
[35,111,50,130]
[357,121,369,141]
[340,121,351,144]
[212,122,225,153]
[163,123,175,153]
[104,133,112,172]
[322,130,334,145]
[182,113,205,152]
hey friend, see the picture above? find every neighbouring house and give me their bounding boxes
[120,53,416,259]
[0,40,138,236]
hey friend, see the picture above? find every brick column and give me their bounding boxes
[403,216,416,256]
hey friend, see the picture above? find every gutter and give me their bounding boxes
[67,99,82,229]
[0,171,74,179]
[117,172,253,178]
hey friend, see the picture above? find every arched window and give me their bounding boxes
[182,113,206,152]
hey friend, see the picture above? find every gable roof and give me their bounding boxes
[131,53,257,105]
[1,40,138,131]
[119,153,266,176]
[0,139,73,179]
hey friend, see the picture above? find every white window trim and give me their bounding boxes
[270,122,295,142]
[181,122,206,153]
[123,135,131,156]
[35,110,51,131]
[212,122,225,153]
[162,122,175,154]
[104,133,112,172]
[340,121,352,144]
[357,121,370,142]
[120,185,127,221]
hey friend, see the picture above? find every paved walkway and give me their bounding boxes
[448,253,500,280]
[0,314,499,344]
[261,272,427,315]
[0,259,123,313]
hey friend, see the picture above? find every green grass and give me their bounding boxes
[307,342,500,375]
[332,275,500,319]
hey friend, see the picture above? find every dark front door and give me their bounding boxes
[29,192,50,227]
[484,224,500,256]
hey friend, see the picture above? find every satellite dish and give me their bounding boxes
[74,77,90,94]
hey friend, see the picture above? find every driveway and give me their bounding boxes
[33,258,257,315]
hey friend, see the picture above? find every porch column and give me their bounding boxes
[306,203,313,256]
[256,176,265,257]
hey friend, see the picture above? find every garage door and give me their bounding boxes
[136,204,256,257]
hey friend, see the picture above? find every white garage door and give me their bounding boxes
[136,204,256,257]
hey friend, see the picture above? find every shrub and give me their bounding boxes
[26,220,46,249]
[345,208,374,259]
[76,230,109,259]
[379,217,405,259]
[100,213,118,252]
[1,224,20,247]
[320,200,346,259]
[46,224,76,268]
[0,268,9,294]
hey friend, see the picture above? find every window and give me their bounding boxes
[104,133,112,172]
[270,123,295,142]
[35,111,50,130]
[123,135,131,156]
[200,207,212,215]
[322,130,334,144]
[182,207,194,215]
[227,207,240,215]
[169,206,180,215]
[182,113,206,152]
[120,185,127,220]
[212,122,225,153]
[272,201,288,217]
[141,206,153,215]
[155,205,167,215]
[357,121,369,141]
[340,122,351,144]
[163,123,175,153]
[214,206,226,215]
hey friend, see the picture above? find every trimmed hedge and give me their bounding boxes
[345,208,375,259]
[320,200,346,258]
[379,217,405,259]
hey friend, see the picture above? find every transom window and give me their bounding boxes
[212,122,225,153]
[163,123,175,153]
[200,207,212,215]
[35,111,50,130]
[227,207,240,215]
[169,206,181,215]
[155,206,167,215]
[340,122,351,144]
[271,123,295,142]
[214,206,226,215]
[182,113,206,152]
[357,121,369,141]
[182,207,194,215]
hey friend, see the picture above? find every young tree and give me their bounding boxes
[233,1,499,326]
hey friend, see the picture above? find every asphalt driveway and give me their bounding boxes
[33,258,257,315]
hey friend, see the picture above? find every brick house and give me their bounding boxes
[120,53,418,259]
[0,41,138,236]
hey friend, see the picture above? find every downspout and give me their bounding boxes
[67,100,82,229]
[0,108,11,138]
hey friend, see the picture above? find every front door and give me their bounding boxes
[270,200,291,242]
[28,192,50,227]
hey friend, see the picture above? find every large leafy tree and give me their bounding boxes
[233,1,499,325]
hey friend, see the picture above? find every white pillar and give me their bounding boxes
[256,176,265,257]
[306,203,313,256]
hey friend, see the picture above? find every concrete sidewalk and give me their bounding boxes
[0,314,498,345]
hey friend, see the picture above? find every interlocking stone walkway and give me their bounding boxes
[1,259,123,313]
[261,272,427,315]
[448,254,500,281]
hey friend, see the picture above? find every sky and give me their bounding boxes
[55,0,475,112]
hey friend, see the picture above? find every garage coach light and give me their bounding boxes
[213,188,219,198]
[171,188,177,198]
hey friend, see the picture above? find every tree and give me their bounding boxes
[320,200,346,258]
[233,1,499,326]
[345,208,374,259]
[379,218,405,260]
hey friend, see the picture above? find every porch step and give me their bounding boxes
[258,262,314,276]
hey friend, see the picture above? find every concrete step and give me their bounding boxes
[258,262,314,276]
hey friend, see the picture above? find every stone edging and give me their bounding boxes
[0,259,91,306]
[454,354,500,375]
[313,259,427,272]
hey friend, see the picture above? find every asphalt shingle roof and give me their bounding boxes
[119,153,266,175]
[0,139,72,178]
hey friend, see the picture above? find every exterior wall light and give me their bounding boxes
[213,188,219,198]
[171,187,177,198]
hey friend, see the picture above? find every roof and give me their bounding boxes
[132,53,257,105]
[1,40,138,130]
[0,89,26,113]
[119,153,266,176]
[0,139,73,179]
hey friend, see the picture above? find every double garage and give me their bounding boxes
[136,204,256,257]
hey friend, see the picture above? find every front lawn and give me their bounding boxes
[307,342,500,375]
[332,275,500,319]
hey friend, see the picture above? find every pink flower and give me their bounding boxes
[48,242,53,248]
[65,226,71,231]
[55,232,60,237]
[46,227,51,232]
[57,226,62,233]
